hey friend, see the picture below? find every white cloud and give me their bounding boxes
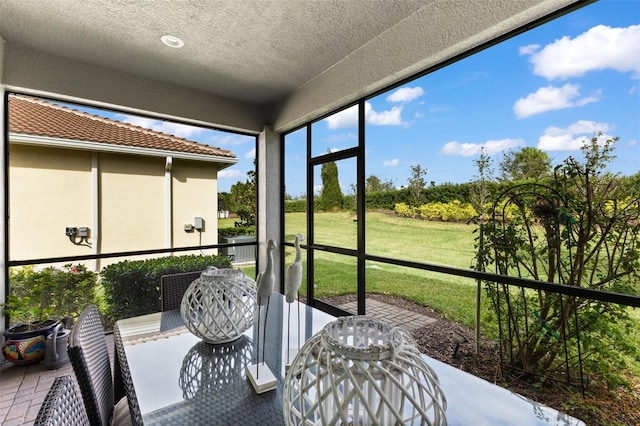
[523,24,640,80]
[537,120,612,151]
[366,104,404,126]
[115,114,204,139]
[218,169,243,179]
[519,44,540,55]
[441,138,524,156]
[326,102,405,129]
[383,158,399,166]
[244,148,255,159]
[513,84,599,118]
[326,106,358,129]
[386,87,425,103]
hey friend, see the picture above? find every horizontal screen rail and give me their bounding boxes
[8,241,257,267]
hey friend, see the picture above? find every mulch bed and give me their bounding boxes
[320,293,640,426]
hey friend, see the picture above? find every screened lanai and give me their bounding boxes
[0,0,600,322]
[2,1,639,424]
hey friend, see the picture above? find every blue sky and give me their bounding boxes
[59,0,639,196]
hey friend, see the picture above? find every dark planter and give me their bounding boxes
[2,319,59,365]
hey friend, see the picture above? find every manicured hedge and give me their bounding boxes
[394,200,478,222]
[101,254,232,324]
[285,199,306,213]
[218,226,255,240]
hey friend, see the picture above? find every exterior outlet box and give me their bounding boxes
[78,227,89,237]
[184,224,194,232]
[65,227,77,237]
[194,217,204,230]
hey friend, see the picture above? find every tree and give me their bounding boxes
[230,165,256,227]
[470,147,494,219]
[365,175,395,193]
[499,147,552,182]
[218,191,233,212]
[407,164,427,206]
[318,160,343,211]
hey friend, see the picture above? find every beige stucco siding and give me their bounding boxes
[172,159,219,255]
[9,145,92,260]
[99,153,165,253]
[9,144,224,270]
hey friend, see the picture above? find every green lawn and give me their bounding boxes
[235,211,638,353]
[282,211,497,336]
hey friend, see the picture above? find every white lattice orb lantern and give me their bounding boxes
[180,268,257,344]
[283,316,447,425]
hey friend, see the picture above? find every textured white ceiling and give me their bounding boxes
[0,0,588,132]
[0,0,428,104]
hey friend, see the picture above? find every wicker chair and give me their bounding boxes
[68,305,132,426]
[113,325,143,425]
[34,375,89,426]
[160,270,202,311]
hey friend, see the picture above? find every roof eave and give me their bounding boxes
[9,133,239,168]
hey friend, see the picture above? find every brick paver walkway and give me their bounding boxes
[337,299,436,331]
[0,333,114,426]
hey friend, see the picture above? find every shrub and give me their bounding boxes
[365,190,407,210]
[394,200,478,222]
[219,226,255,240]
[101,254,232,324]
[477,136,640,387]
[285,199,306,213]
[424,182,472,204]
[394,202,415,218]
[3,264,99,326]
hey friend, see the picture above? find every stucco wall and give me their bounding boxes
[9,145,93,261]
[9,145,221,271]
[172,159,219,255]
[99,153,165,255]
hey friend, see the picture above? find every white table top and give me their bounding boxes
[115,293,584,425]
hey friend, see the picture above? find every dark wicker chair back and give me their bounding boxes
[68,304,131,426]
[160,271,202,311]
[34,375,89,426]
[113,326,143,425]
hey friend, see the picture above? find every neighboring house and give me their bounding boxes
[8,94,238,271]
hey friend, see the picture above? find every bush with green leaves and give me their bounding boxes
[218,226,255,240]
[101,254,232,324]
[477,136,640,388]
[285,199,306,213]
[3,264,98,326]
[394,200,478,222]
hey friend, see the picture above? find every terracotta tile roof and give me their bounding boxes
[8,94,236,159]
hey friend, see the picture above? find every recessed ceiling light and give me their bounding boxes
[160,35,184,48]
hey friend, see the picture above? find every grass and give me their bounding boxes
[234,210,638,362]
[282,211,498,336]
[278,210,639,422]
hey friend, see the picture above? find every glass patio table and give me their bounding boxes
[114,293,585,425]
